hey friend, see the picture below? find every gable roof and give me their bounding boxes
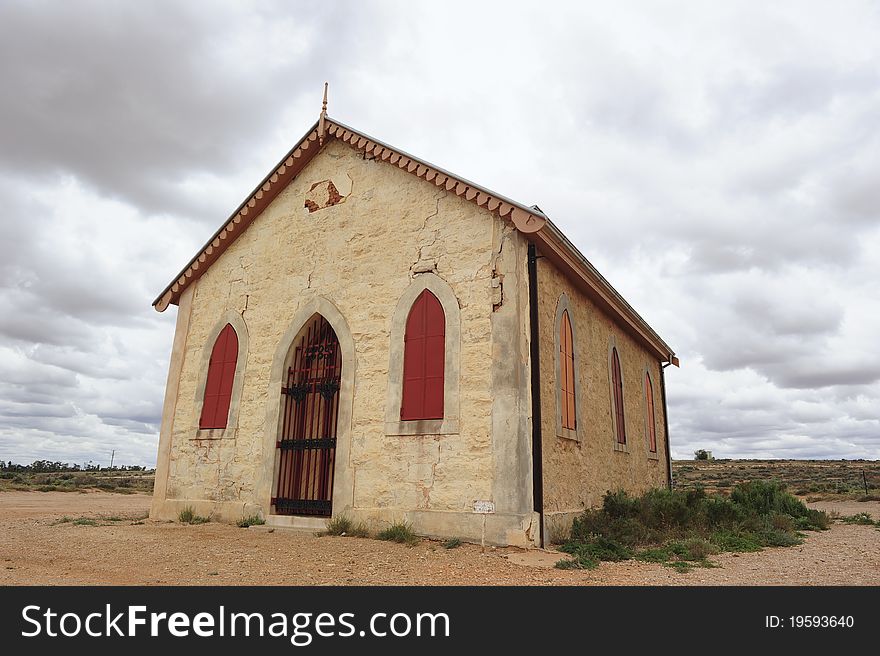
[153,117,678,365]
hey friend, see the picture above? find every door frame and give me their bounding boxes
[259,297,356,523]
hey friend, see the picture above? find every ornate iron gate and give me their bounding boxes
[272,315,341,516]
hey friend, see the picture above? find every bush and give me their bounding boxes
[377,522,419,546]
[840,512,875,525]
[557,483,828,573]
[237,514,265,528]
[72,518,97,526]
[560,536,632,562]
[178,506,209,525]
[708,530,763,552]
[797,508,830,530]
[324,515,353,536]
[349,522,371,538]
[555,555,598,570]
[667,538,719,561]
[442,537,462,549]
[730,480,807,518]
[321,516,371,538]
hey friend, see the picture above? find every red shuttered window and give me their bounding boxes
[611,347,626,444]
[645,373,657,452]
[559,310,576,430]
[401,290,445,421]
[199,323,239,429]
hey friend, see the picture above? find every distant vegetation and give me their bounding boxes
[673,459,880,501]
[0,459,154,494]
[555,482,830,572]
[1,460,149,473]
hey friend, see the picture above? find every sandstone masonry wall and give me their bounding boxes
[536,257,669,539]
[154,139,535,544]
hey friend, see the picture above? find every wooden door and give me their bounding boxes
[273,315,341,516]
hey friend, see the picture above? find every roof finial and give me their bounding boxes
[318,81,328,145]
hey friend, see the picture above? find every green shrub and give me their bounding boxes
[237,514,265,528]
[756,527,802,547]
[797,508,831,530]
[377,522,419,546]
[768,511,795,532]
[634,547,674,563]
[349,522,371,538]
[704,496,743,526]
[561,536,632,562]
[558,482,828,574]
[667,538,719,561]
[730,480,807,518]
[324,515,353,536]
[602,489,640,519]
[321,516,370,537]
[442,537,462,549]
[178,506,209,525]
[665,560,693,573]
[555,556,597,570]
[72,518,97,526]
[709,530,763,552]
[840,512,875,525]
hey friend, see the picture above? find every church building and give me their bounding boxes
[150,94,678,547]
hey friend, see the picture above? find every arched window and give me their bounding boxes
[611,347,626,444]
[559,310,576,430]
[199,323,239,429]
[645,373,657,452]
[401,289,445,421]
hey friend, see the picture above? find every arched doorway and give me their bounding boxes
[272,314,341,517]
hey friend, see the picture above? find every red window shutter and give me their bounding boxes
[401,290,445,421]
[646,373,657,452]
[559,310,576,430]
[612,347,626,444]
[199,324,239,429]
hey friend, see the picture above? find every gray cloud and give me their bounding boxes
[0,0,362,221]
[1,1,878,466]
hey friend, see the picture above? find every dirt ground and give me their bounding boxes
[1,491,877,586]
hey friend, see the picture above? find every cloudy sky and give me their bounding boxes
[1,0,878,467]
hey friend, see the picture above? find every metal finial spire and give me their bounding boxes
[318,82,328,144]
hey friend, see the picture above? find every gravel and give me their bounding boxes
[1,492,877,586]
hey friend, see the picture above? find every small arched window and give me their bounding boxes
[199,323,239,429]
[401,290,445,421]
[611,347,626,444]
[559,310,576,430]
[645,373,657,452]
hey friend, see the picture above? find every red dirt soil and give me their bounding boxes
[1,492,877,586]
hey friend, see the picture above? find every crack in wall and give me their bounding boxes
[416,437,442,509]
[301,253,317,295]
[491,231,507,312]
[411,189,447,275]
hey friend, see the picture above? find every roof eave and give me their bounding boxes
[151,119,322,310]
[150,115,678,366]
[532,219,678,365]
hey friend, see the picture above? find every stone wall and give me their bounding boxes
[536,257,669,541]
[151,138,537,545]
